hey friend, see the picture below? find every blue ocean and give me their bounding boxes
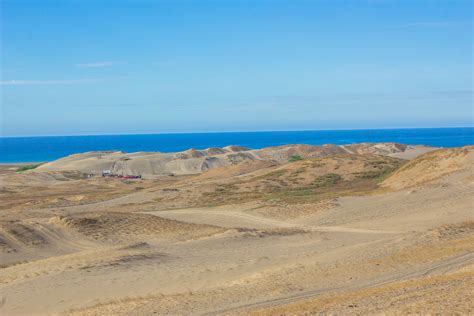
[0,127,473,163]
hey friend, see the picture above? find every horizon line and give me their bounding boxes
[1,126,473,139]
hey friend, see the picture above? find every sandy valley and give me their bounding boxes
[0,143,472,315]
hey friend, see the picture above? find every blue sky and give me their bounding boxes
[1,0,472,136]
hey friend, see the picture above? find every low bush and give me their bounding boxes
[16,164,40,172]
[289,155,303,162]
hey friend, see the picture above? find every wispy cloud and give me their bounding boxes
[401,21,472,28]
[0,79,103,85]
[75,61,123,68]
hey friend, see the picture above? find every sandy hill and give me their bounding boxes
[35,143,436,178]
[181,153,404,207]
[382,146,474,190]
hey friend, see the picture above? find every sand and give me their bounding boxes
[0,143,472,315]
[35,143,437,177]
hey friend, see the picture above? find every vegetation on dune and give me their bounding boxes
[313,173,342,187]
[54,171,90,181]
[203,172,378,205]
[253,170,286,180]
[181,155,405,206]
[288,167,307,181]
[289,155,304,162]
[354,158,403,181]
[215,183,238,192]
[265,180,372,203]
[16,164,41,172]
[354,168,393,179]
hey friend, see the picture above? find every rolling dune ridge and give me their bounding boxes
[0,143,472,315]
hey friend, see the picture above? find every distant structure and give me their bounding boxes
[101,169,141,179]
[102,170,112,177]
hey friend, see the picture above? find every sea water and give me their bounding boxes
[0,127,473,163]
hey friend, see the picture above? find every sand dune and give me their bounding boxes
[35,143,436,177]
[382,146,474,189]
[51,211,226,242]
[0,144,472,315]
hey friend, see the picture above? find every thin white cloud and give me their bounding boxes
[0,79,102,85]
[75,61,123,68]
[401,21,472,28]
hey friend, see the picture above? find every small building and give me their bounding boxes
[102,170,112,177]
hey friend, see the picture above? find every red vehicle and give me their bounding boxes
[118,175,142,179]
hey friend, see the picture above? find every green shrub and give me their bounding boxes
[289,155,303,162]
[16,164,40,172]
